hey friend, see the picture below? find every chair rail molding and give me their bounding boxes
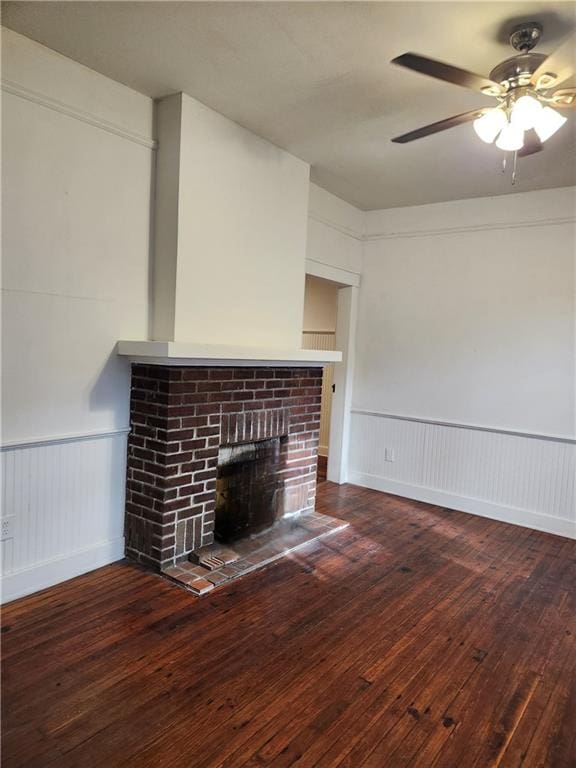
[1,427,131,451]
[351,409,576,444]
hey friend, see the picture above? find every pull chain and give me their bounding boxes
[501,152,519,185]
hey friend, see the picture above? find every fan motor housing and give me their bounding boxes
[489,52,547,89]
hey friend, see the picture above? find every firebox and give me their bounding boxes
[215,437,284,542]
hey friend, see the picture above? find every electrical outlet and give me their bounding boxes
[385,448,396,462]
[1,516,14,541]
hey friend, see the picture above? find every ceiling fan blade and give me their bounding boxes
[551,88,576,108]
[531,36,576,89]
[391,53,505,96]
[391,108,489,143]
[517,129,543,157]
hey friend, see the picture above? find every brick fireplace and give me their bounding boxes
[125,364,323,571]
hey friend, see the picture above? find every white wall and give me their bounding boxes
[306,183,363,282]
[358,187,575,436]
[1,29,155,600]
[350,187,576,538]
[154,92,311,349]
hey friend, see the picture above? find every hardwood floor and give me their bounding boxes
[2,483,575,767]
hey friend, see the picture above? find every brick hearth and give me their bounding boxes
[125,365,323,570]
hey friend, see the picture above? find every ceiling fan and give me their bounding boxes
[390,22,575,157]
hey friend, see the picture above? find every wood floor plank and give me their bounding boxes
[1,483,574,768]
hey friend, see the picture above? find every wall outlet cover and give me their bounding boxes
[385,448,396,462]
[1,516,15,541]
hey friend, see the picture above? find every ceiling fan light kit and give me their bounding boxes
[473,108,508,143]
[473,92,567,150]
[533,106,567,141]
[495,121,524,151]
[511,94,542,128]
[391,21,574,177]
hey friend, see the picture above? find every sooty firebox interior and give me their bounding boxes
[215,437,284,543]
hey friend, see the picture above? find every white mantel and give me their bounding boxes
[117,340,341,367]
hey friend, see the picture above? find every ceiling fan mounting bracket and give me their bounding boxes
[509,22,543,53]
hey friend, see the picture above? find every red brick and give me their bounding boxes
[178,484,204,497]
[181,439,209,451]
[193,470,215,482]
[163,497,193,513]
[176,505,205,521]
[162,451,194,465]
[126,362,322,570]
[197,381,222,392]
[209,369,235,380]
[181,460,206,473]
[181,416,209,428]
[163,473,193,488]
[182,368,209,381]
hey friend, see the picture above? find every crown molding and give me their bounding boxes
[364,215,576,242]
[2,78,157,150]
[307,212,364,241]
[309,205,574,244]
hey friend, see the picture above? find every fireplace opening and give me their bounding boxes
[215,437,284,543]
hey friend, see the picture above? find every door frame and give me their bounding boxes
[305,260,360,484]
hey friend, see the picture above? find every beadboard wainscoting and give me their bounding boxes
[1,431,128,602]
[348,412,576,539]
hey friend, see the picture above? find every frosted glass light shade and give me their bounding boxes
[511,95,543,130]
[495,122,524,151]
[473,109,507,143]
[533,107,567,142]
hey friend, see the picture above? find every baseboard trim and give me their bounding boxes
[0,537,126,604]
[348,472,575,540]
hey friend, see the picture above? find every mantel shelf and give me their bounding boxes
[117,341,341,367]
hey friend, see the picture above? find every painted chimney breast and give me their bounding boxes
[153,92,311,349]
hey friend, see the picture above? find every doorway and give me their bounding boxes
[302,275,340,482]
[303,262,360,485]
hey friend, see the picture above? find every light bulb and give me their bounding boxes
[533,106,567,142]
[473,109,507,143]
[495,121,524,151]
[511,95,543,130]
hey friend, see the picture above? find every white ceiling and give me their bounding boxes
[2,1,575,210]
